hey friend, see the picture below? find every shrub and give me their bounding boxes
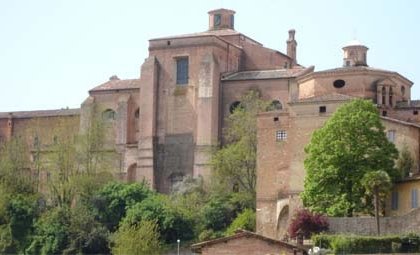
[201,195,236,231]
[312,234,420,254]
[111,220,160,255]
[288,209,328,238]
[225,208,256,235]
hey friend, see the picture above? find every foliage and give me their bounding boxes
[397,145,415,178]
[27,207,71,255]
[225,208,256,235]
[0,137,34,194]
[312,234,420,254]
[111,220,161,255]
[211,90,270,197]
[302,99,399,216]
[361,170,392,235]
[123,194,194,243]
[91,181,152,231]
[27,205,110,255]
[287,209,328,239]
[201,194,237,232]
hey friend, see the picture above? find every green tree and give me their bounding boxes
[111,220,160,255]
[397,145,414,178]
[225,208,256,235]
[361,170,392,235]
[211,90,270,198]
[302,99,399,216]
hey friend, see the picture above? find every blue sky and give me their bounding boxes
[1,0,419,111]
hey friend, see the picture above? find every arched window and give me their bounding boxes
[382,87,386,105]
[268,100,283,111]
[135,108,140,119]
[389,87,393,106]
[229,101,241,114]
[102,109,116,121]
[127,163,137,183]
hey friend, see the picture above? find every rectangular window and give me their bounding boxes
[411,189,418,209]
[387,130,396,143]
[319,106,326,113]
[276,130,287,141]
[414,110,418,115]
[176,58,189,85]
[391,191,399,210]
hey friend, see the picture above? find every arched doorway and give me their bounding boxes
[276,200,290,240]
[127,163,137,183]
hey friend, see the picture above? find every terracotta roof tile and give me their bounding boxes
[0,108,80,119]
[290,93,355,104]
[89,78,140,92]
[222,67,308,81]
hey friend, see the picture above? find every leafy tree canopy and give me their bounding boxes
[301,99,399,216]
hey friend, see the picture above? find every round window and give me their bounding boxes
[333,79,346,88]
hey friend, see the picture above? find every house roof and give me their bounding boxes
[298,66,413,85]
[222,66,312,81]
[191,229,306,253]
[89,78,140,92]
[380,116,420,129]
[289,93,355,104]
[0,108,80,119]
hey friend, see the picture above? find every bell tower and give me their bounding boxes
[208,8,235,30]
[342,40,369,67]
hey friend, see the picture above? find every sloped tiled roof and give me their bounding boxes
[0,108,80,119]
[89,78,140,92]
[222,67,309,81]
[290,93,355,104]
[191,229,305,253]
[150,29,241,41]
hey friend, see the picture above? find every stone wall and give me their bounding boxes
[328,208,420,235]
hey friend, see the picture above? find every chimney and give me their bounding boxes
[286,29,297,66]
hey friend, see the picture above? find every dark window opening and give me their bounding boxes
[333,79,346,88]
[389,87,393,106]
[230,14,234,28]
[53,136,58,144]
[229,101,241,114]
[268,100,283,111]
[382,87,386,105]
[176,57,189,85]
[382,111,387,116]
[34,136,39,147]
[167,40,171,46]
[401,86,406,96]
[135,108,140,119]
[214,14,221,27]
[391,191,399,210]
[273,117,279,122]
[319,106,326,113]
[414,110,418,115]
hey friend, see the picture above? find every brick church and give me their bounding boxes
[1,9,420,239]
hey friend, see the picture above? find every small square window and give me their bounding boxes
[382,111,387,116]
[273,117,279,122]
[176,58,189,85]
[387,130,396,143]
[414,110,418,115]
[276,130,287,141]
[319,106,326,113]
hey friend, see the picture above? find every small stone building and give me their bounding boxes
[191,230,307,255]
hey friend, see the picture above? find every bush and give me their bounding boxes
[91,181,152,231]
[225,208,255,235]
[288,209,328,238]
[111,220,160,255]
[201,195,236,231]
[123,194,194,243]
[312,234,420,254]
